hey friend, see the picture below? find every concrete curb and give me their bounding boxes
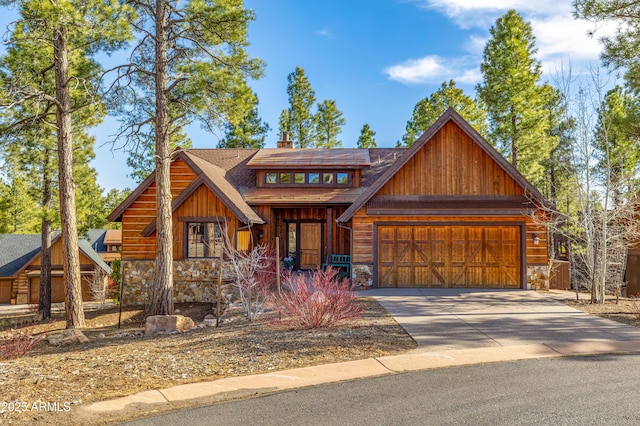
[81,340,640,415]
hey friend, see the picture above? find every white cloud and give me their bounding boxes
[384,55,480,85]
[419,0,571,25]
[386,1,617,86]
[316,29,331,37]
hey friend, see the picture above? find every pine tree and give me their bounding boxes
[285,67,316,148]
[218,100,271,148]
[314,99,345,148]
[477,10,555,187]
[400,80,487,147]
[357,124,377,148]
[278,109,291,138]
[0,0,132,327]
[574,1,640,92]
[594,86,640,204]
[111,0,264,316]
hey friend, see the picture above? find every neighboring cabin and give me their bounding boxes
[109,109,551,304]
[0,230,115,305]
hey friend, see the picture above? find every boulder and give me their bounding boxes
[48,329,90,346]
[145,315,195,337]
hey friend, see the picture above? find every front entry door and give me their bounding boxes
[299,223,322,269]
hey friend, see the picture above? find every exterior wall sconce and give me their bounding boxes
[532,233,540,245]
[257,230,264,239]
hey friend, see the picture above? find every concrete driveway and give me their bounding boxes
[363,288,640,351]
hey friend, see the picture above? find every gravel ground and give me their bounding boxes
[0,297,415,425]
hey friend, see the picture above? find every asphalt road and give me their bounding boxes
[123,354,640,425]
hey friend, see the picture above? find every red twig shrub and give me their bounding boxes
[270,267,363,329]
[0,321,52,359]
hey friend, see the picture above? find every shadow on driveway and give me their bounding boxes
[361,288,640,351]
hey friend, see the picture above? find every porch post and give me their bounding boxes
[327,207,333,260]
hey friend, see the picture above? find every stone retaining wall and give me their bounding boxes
[122,259,235,305]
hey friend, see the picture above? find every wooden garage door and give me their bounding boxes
[31,276,94,304]
[30,277,66,304]
[0,280,12,304]
[377,225,521,288]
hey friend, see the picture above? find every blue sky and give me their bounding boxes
[0,1,614,192]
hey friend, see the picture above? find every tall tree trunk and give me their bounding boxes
[38,148,53,321]
[54,26,85,328]
[150,0,174,316]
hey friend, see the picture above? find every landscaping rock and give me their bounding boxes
[203,313,219,326]
[48,329,90,346]
[145,315,195,337]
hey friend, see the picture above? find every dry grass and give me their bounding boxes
[0,297,415,425]
[563,294,640,328]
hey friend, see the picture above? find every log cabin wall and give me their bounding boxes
[121,158,197,259]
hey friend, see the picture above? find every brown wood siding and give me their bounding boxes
[172,184,239,260]
[0,279,12,304]
[29,276,92,304]
[29,240,97,267]
[351,207,547,267]
[378,122,524,197]
[121,158,198,259]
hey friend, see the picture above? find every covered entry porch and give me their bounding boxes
[257,206,351,272]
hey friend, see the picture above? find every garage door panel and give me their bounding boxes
[377,224,521,288]
[0,281,11,304]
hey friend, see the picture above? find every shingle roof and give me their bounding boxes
[0,232,111,277]
[78,239,112,275]
[108,147,405,226]
[84,229,107,252]
[0,234,42,277]
[181,152,265,224]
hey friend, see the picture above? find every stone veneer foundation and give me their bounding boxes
[122,259,235,305]
[526,264,549,291]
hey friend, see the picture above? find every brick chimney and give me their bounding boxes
[277,131,293,149]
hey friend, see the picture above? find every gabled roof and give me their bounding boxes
[84,229,107,252]
[0,232,111,278]
[247,148,371,169]
[0,234,43,277]
[107,149,264,225]
[338,108,549,222]
[181,151,264,224]
[78,239,112,274]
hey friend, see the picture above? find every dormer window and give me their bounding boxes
[263,171,351,187]
[280,172,292,184]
